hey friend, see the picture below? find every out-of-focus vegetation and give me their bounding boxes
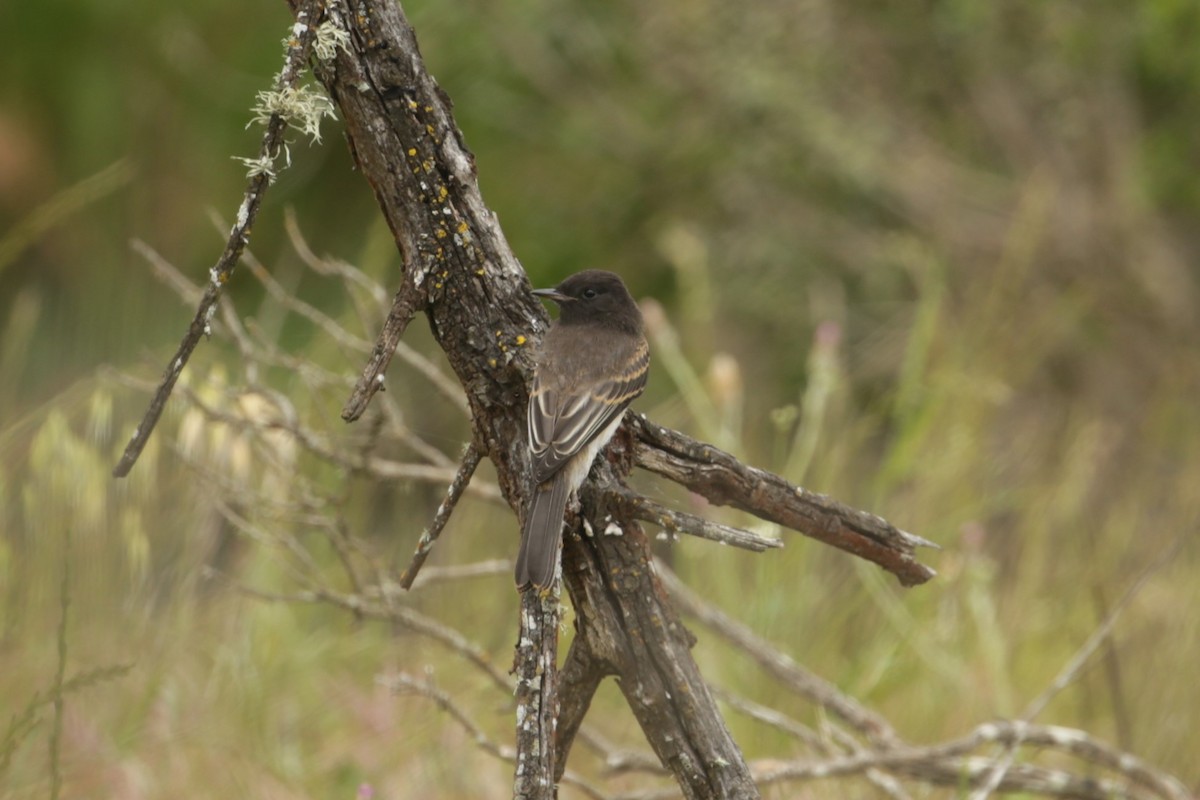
[3,0,1199,797]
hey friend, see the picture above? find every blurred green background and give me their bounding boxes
[3,0,1199,797]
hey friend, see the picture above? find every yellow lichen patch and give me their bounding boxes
[516,335,527,346]
[407,148,417,157]
[457,221,469,233]
[438,186,448,200]
[435,228,447,239]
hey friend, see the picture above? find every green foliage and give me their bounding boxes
[3,0,1199,796]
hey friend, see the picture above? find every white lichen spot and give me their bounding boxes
[582,517,594,537]
[655,532,669,541]
[233,199,252,232]
[604,521,623,537]
[374,373,386,386]
[209,267,222,287]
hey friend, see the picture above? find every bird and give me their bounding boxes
[515,270,649,591]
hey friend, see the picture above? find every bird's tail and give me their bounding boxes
[515,476,570,590]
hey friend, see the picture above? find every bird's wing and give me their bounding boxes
[528,338,649,484]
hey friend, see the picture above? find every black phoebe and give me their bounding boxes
[515,270,649,590]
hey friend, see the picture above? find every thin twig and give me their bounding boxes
[174,383,503,502]
[724,715,1195,800]
[712,687,825,750]
[612,489,783,552]
[379,672,612,800]
[755,754,1152,800]
[49,526,71,800]
[402,558,511,588]
[113,1,323,477]
[656,561,900,747]
[970,540,1184,800]
[398,443,482,589]
[340,277,428,421]
[284,206,387,302]
[218,577,515,693]
[285,213,471,414]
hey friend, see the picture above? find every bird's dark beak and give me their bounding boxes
[532,287,572,303]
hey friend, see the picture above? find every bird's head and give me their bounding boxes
[532,270,642,332]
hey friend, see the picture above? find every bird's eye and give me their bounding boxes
[581,287,598,299]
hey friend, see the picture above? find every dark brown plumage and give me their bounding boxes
[515,270,649,590]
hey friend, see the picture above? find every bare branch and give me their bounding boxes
[112,0,323,477]
[611,489,783,553]
[380,672,612,800]
[656,561,900,746]
[403,558,510,588]
[969,541,1185,799]
[756,754,1152,800]
[629,413,936,587]
[340,275,427,421]
[398,443,482,589]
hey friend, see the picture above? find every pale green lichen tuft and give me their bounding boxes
[233,147,291,182]
[313,21,351,62]
[248,82,336,144]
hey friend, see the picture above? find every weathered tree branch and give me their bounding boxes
[120,47,1191,788]
[285,5,565,794]
[267,1,938,798]
[629,413,937,587]
[100,0,944,795]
